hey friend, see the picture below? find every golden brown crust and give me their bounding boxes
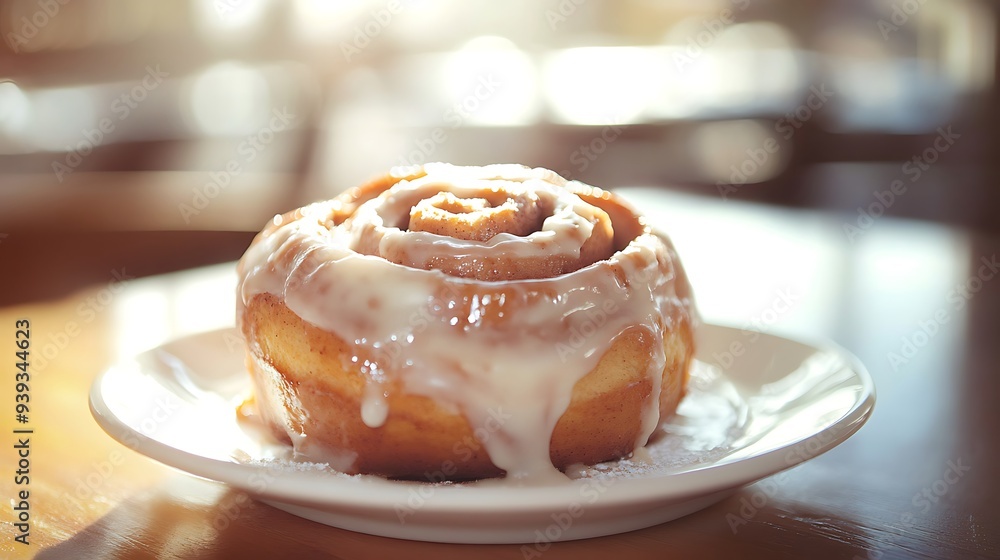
[238,164,696,480]
[244,292,693,480]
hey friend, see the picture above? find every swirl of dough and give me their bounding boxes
[337,164,615,281]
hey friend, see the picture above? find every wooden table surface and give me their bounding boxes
[1,190,998,560]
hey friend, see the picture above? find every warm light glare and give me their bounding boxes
[174,272,239,335]
[187,62,271,136]
[544,47,666,124]
[443,36,539,126]
[710,23,801,107]
[26,86,100,151]
[113,264,238,361]
[114,288,171,361]
[0,82,30,141]
[659,21,802,117]
[193,0,272,34]
[851,221,969,335]
[291,0,369,44]
[619,188,843,341]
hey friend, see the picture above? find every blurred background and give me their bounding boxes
[0,0,997,305]
[2,5,1000,556]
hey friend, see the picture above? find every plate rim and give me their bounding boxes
[89,323,876,513]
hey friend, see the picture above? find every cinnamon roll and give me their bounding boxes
[236,163,696,480]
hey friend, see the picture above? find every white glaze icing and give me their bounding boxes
[360,382,389,429]
[236,163,695,480]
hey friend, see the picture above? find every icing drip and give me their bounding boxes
[360,382,389,429]
[236,163,695,479]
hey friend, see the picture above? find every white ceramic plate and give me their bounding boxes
[89,324,874,544]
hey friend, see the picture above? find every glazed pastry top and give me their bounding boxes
[237,163,696,479]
